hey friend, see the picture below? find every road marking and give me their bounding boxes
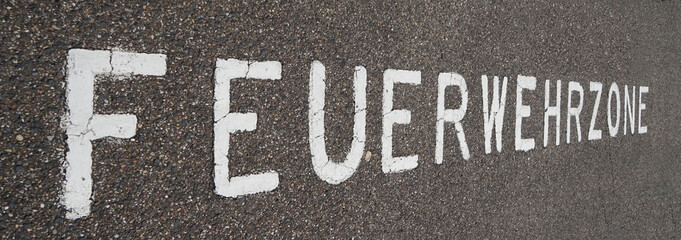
[62,49,166,220]
[608,83,621,137]
[515,75,536,152]
[482,75,509,154]
[60,48,652,219]
[309,61,366,184]
[638,86,649,134]
[213,58,281,198]
[624,85,637,135]
[567,81,585,143]
[435,72,470,163]
[544,79,561,147]
[588,82,603,141]
[382,69,420,173]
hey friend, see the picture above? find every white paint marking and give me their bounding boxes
[624,85,636,135]
[588,82,603,141]
[566,81,584,143]
[435,72,470,163]
[481,75,508,154]
[89,114,137,139]
[309,61,366,184]
[214,58,280,198]
[515,75,536,152]
[543,79,561,147]
[111,51,167,75]
[382,69,420,173]
[607,82,621,137]
[62,49,166,220]
[638,86,648,134]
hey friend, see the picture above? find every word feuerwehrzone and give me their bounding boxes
[61,49,649,219]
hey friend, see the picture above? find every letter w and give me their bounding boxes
[482,75,508,154]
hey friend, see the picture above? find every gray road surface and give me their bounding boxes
[1,1,680,238]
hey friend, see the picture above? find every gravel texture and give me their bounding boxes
[1,0,680,238]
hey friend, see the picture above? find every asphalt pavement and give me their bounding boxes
[1,0,681,238]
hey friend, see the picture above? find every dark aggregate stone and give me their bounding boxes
[1,0,680,239]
